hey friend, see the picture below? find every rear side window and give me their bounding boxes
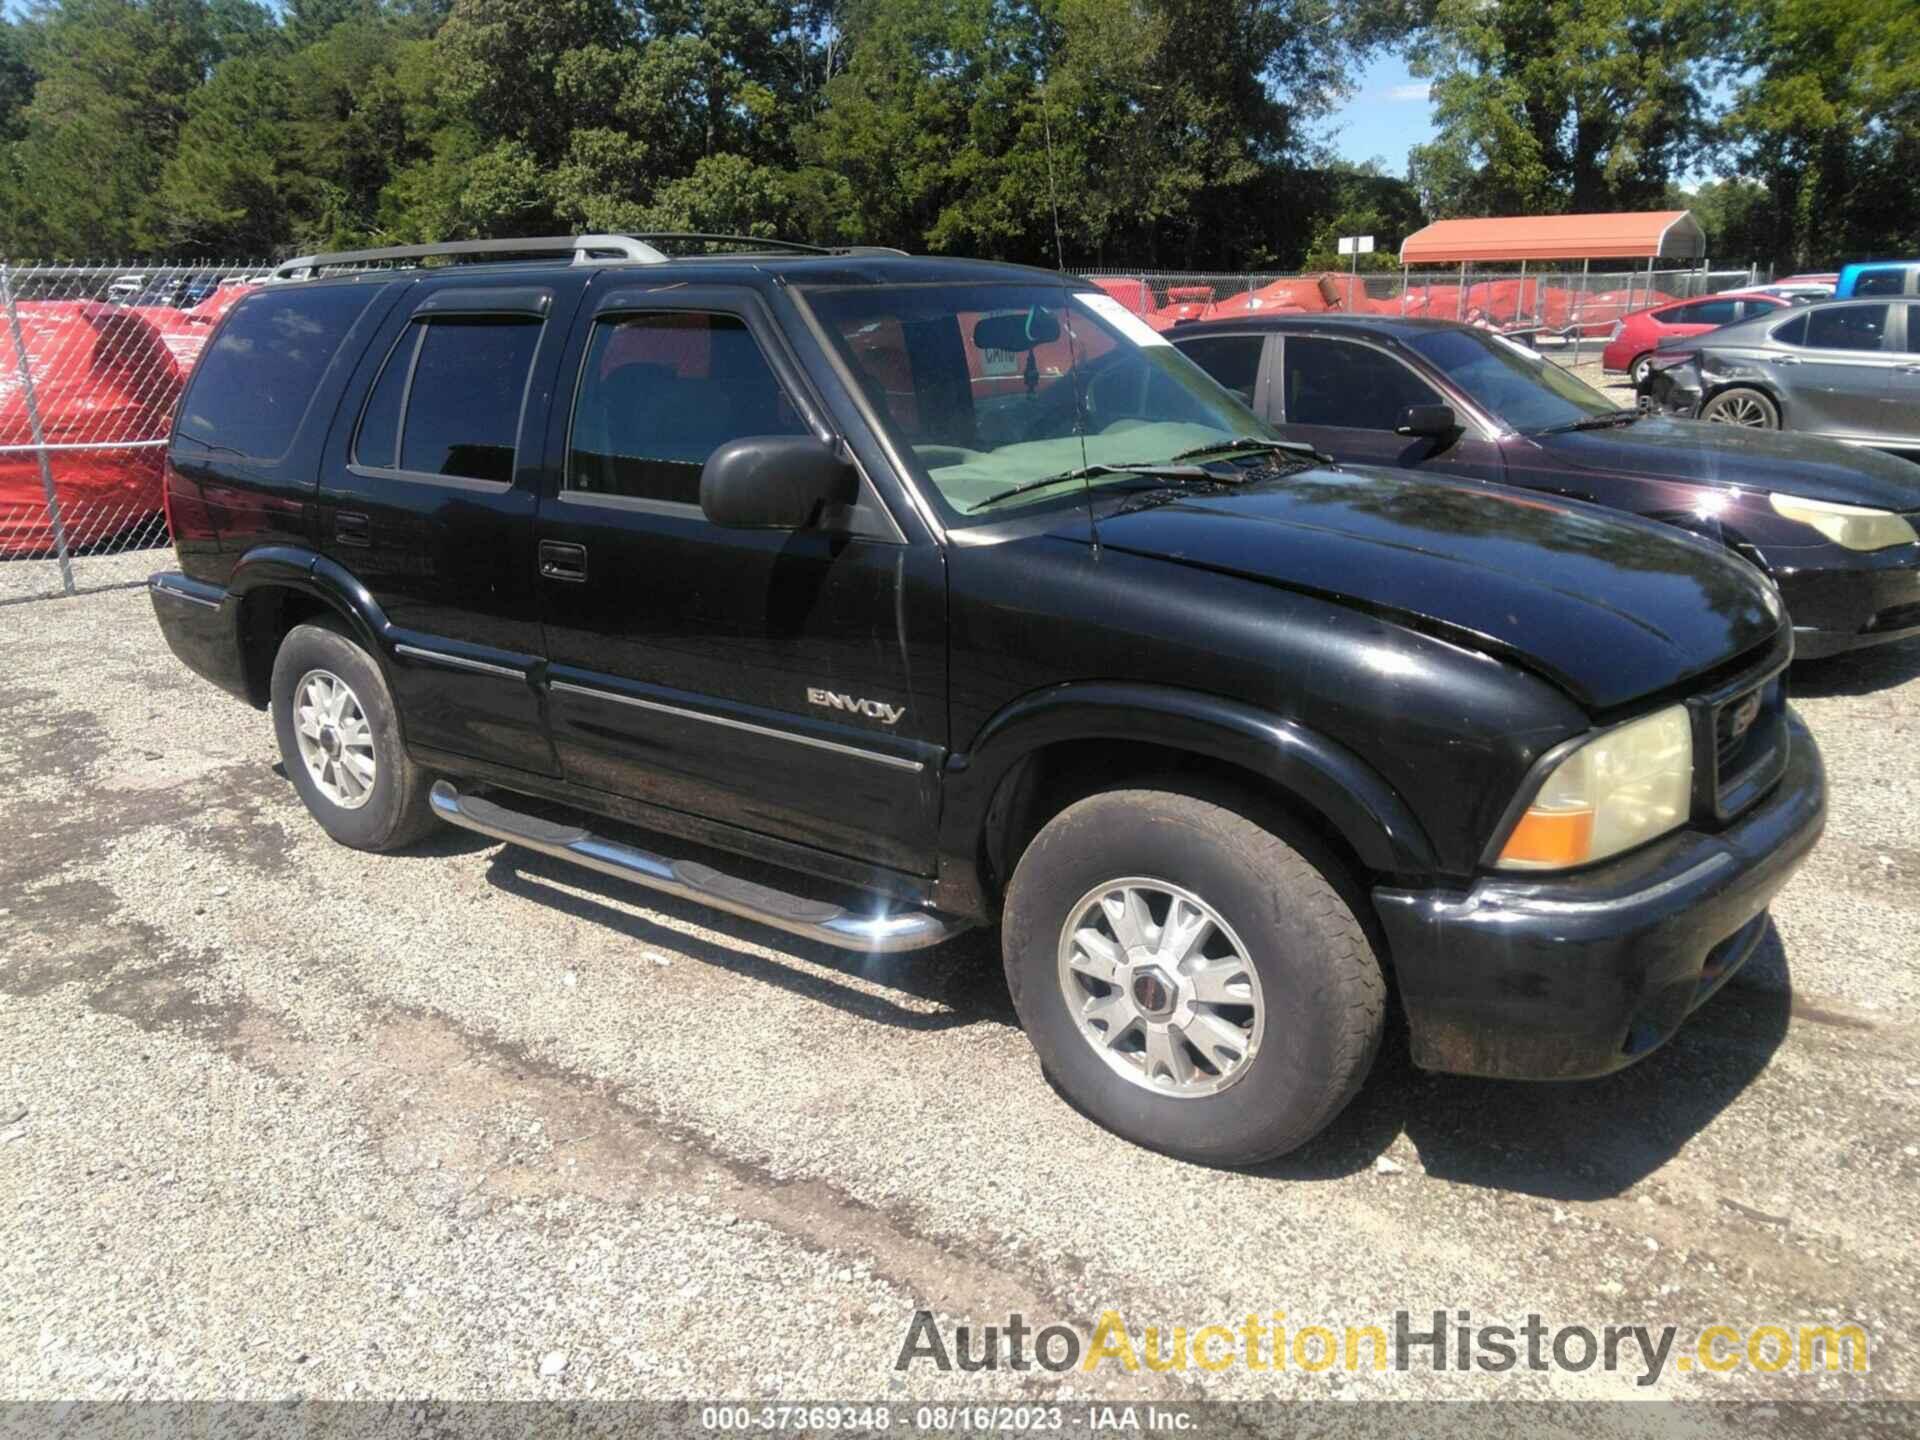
[354,317,542,483]
[1671,299,1739,325]
[177,285,377,462]
[1852,269,1908,297]
[1802,305,1888,352]
[1177,335,1265,404]
[1772,314,1807,346]
[567,313,807,506]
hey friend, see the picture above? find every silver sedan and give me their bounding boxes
[1645,297,1920,452]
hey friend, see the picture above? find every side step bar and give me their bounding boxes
[428,781,970,955]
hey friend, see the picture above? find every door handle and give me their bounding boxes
[335,510,370,546]
[539,540,588,582]
[1898,364,1920,374]
[1772,356,1800,366]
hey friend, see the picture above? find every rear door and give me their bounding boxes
[1171,331,1274,410]
[533,283,946,876]
[315,276,584,775]
[1271,332,1507,482]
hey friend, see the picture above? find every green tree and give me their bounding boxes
[1407,0,1711,217]
[3,0,232,255]
[1718,0,1920,270]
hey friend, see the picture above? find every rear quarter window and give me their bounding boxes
[175,285,378,463]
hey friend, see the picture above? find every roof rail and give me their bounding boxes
[266,234,669,283]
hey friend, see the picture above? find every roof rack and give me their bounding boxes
[266,234,670,283]
[264,232,912,284]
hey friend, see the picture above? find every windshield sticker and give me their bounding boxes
[1075,292,1171,348]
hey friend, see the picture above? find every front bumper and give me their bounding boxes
[1773,546,1920,658]
[1373,712,1826,1080]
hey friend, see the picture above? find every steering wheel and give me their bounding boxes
[1083,358,1153,430]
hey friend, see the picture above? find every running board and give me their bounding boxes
[428,781,970,955]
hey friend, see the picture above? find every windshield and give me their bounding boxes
[1406,328,1620,432]
[800,283,1276,521]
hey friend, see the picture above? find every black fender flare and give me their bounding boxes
[937,681,1439,903]
[223,546,400,701]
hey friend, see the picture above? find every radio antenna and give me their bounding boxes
[1039,80,1066,272]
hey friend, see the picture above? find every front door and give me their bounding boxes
[534,284,946,876]
[1883,303,1920,449]
[1270,333,1508,482]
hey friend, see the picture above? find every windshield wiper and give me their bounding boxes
[1167,436,1329,465]
[1537,408,1641,434]
[967,461,1223,513]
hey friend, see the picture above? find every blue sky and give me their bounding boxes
[1320,53,1438,177]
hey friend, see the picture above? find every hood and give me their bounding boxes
[1085,466,1783,711]
[1530,415,1920,512]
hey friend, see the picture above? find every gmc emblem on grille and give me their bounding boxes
[1726,692,1763,741]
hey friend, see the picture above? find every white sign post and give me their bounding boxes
[1337,235,1375,307]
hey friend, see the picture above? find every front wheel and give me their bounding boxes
[1701,386,1780,429]
[1002,788,1385,1165]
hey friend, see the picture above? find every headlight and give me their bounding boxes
[1495,705,1693,871]
[1769,493,1919,551]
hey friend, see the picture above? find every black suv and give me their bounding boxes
[150,235,1827,1165]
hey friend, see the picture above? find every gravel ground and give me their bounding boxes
[2,586,1918,1427]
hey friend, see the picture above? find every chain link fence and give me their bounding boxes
[0,260,268,605]
[1080,265,1765,361]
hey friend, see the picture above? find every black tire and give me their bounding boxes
[1701,385,1780,429]
[1002,788,1384,1166]
[270,620,436,852]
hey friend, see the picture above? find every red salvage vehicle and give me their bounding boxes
[0,302,183,556]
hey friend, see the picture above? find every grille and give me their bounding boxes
[1711,675,1787,815]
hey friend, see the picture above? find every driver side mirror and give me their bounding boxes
[1395,403,1458,439]
[700,435,858,530]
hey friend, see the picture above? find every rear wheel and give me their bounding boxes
[1629,352,1655,386]
[1701,386,1780,429]
[1002,788,1385,1165]
[270,621,435,852]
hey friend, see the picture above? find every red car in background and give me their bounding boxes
[1601,291,1791,383]
[0,302,183,556]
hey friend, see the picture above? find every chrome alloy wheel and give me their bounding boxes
[293,669,376,810]
[1703,391,1772,427]
[1056,878,1265,1098]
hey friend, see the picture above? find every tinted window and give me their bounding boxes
[177,285,377,461]
[568,313,807,506]
[1735,299,1779,321]
[1772,314,1807,346]
[396,319,541,482]
[1853,269,1908,297]
[1802,305,1888,352]
[1177,335,1265,404]
[1282,336,1441,429]
[354,328,416,470]
[1670,299,1740,325]
[1902,304,1920,355]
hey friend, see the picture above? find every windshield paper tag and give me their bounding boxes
[1075,292,1171,348]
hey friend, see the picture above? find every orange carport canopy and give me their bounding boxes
[1398,210,1706,265]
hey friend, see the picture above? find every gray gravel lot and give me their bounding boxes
[2,585,1918,1424]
